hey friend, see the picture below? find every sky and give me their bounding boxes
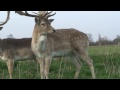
[0,11,120,41]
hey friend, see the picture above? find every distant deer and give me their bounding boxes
[0,38,36,79]
[4,11,96,79]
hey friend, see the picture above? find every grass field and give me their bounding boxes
[0,45,120,79]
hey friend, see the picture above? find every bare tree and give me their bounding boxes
[7,34,14,38]
[87,33,94,46]
[113,35,120,45]
[98,34,101,46]
[87,33,93,42]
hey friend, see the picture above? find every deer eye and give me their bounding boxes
[41,23,45,26]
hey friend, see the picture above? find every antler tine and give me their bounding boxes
[47,12,56,18]
[42,11,48,18]
[0,27,3,30]
[0,11,10,26]
[15,11,39,18]
[32,12,39,15]
[47,11,53,15]
[42,11,53,18]
[38,11,47,17]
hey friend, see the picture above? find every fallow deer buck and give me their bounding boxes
[0,38,36,79]
[0,11,55,79]
[14,11,95,79]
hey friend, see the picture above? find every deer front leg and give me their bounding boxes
[44,56,52,79]
[6,60,14,79]
[37,57,45,79]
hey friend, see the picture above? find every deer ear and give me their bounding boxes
[35,18,40,24]
[49,19,54,23]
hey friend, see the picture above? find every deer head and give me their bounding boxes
[15,11,56,34]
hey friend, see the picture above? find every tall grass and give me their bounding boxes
[0,45,120,79]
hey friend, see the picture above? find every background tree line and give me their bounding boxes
[6,33,120,46]
[87,34,120,46]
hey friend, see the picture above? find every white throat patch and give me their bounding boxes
[39,35,46,42]
[35,35,47,58]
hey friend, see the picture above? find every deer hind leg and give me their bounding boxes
[44,56,52,79]
[77,52,95,79]
[6,60,14,79]
[71,55,82,79]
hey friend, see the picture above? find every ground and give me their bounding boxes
[0,45,120,79]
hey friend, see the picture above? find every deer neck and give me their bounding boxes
[32,30,47,44]
[32,27,49,57]
[33,34,47,58]
[32,25,47,44]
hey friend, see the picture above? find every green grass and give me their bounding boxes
[1,45,120,79]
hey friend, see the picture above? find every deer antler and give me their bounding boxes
[0,27,3,30]
[42,11,52,17]
[15,11,40,18]
[0,11,10,26]
[38,11,56,18]
[15,11,56,19]
[46,11,56,18]
[43,11,56,18]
